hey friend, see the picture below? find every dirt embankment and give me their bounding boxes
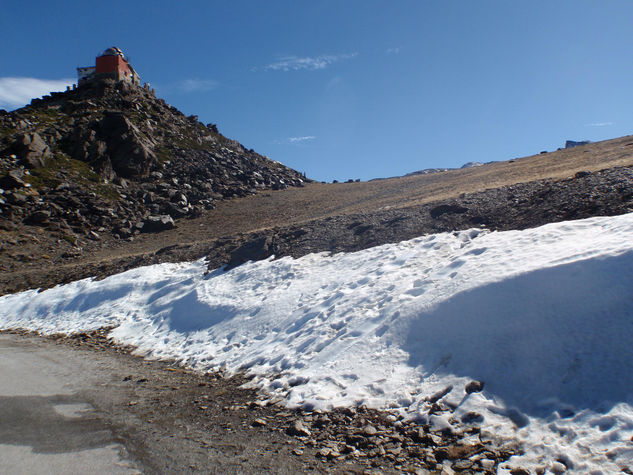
[1,163,632,295]
[2,133,633,295]
[214,165,633,270]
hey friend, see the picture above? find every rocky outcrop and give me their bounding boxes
[66,111,158,179]
[0,169,26,189]
[0,78,308,240]
[225,235,276,270]
[98,112,158,178]
[12,133,52,168]
[565,140,590,149]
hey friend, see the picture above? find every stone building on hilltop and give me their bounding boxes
[565,140,590,149]
[77,47,141,85]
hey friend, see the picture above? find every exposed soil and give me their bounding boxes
[2,155,632,295]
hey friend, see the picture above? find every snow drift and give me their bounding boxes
[2,213,633,473]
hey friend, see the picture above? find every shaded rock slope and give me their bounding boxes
[0,79,307,240]
[209,165,633,269]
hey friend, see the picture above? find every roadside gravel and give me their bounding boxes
[1,330,519,474]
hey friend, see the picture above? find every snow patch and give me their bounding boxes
[2,214,633,472]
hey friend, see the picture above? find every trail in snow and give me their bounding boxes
[2,214,633,473]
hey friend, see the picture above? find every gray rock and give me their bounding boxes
[24,210,51,225]
[549,462,567,474]
[6,192,28,205]
[141,215,175,233]
[251,418,267,427]
[451,459,473,471]
[440,464,456,475]
[430,204,468,219]
[14,133,52,168]
[428,385,453,403]
[225,235,276,271]
[286,420,311,437]
[89,112,158,178]
[465,380,484,394]
[460,411,483,424]
[361,425,378,436]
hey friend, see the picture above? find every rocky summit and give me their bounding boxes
[0,78,307,240]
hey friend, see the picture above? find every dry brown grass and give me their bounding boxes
[187,133,633,231]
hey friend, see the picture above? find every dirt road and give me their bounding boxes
[0,333,140,474]
[0,332,316,474]
[0,331,520,474]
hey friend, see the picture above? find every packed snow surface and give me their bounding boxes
[2,214,633,473]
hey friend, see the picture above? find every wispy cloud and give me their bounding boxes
[585,121,614,127]
[257,53,357,72]
[177,78,219,93]
[0,77,74,109]
[288,136,316,143]
[274,136,316,145]
[386,47,401,54]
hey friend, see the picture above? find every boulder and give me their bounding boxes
[225,235,276,270]
[286,420,311,437]
[24,210,51,225]
[141,215,175,233]
[6,191,28,205]
[465,380,485,394]
[14,133,52,168]
[97,112,158,178]
[430,204,469,219]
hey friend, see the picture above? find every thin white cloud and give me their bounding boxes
[0,77,74,109]
[585,122,614,127]
[274,136,316,145]
[177,78,219,93]
[257,53,357,72]
[386,47,401,54]
[288,136,316,143]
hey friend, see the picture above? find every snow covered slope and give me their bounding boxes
[2,214,633,473]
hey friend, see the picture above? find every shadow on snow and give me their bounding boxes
[403,250,633,417]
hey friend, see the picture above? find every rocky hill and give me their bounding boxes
[0,78,307,240]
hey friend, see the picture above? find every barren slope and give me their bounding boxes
[2,134,633,294]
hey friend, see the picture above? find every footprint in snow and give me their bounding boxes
[465,247,487,256]
[405,287,426,297]
[448,259,465,269]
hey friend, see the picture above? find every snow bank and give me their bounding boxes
[2,214,633,473]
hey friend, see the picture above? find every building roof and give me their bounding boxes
[101,47,125,58]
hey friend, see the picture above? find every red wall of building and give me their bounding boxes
[95,55,132,76]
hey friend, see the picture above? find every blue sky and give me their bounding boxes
[1,1,632,181]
